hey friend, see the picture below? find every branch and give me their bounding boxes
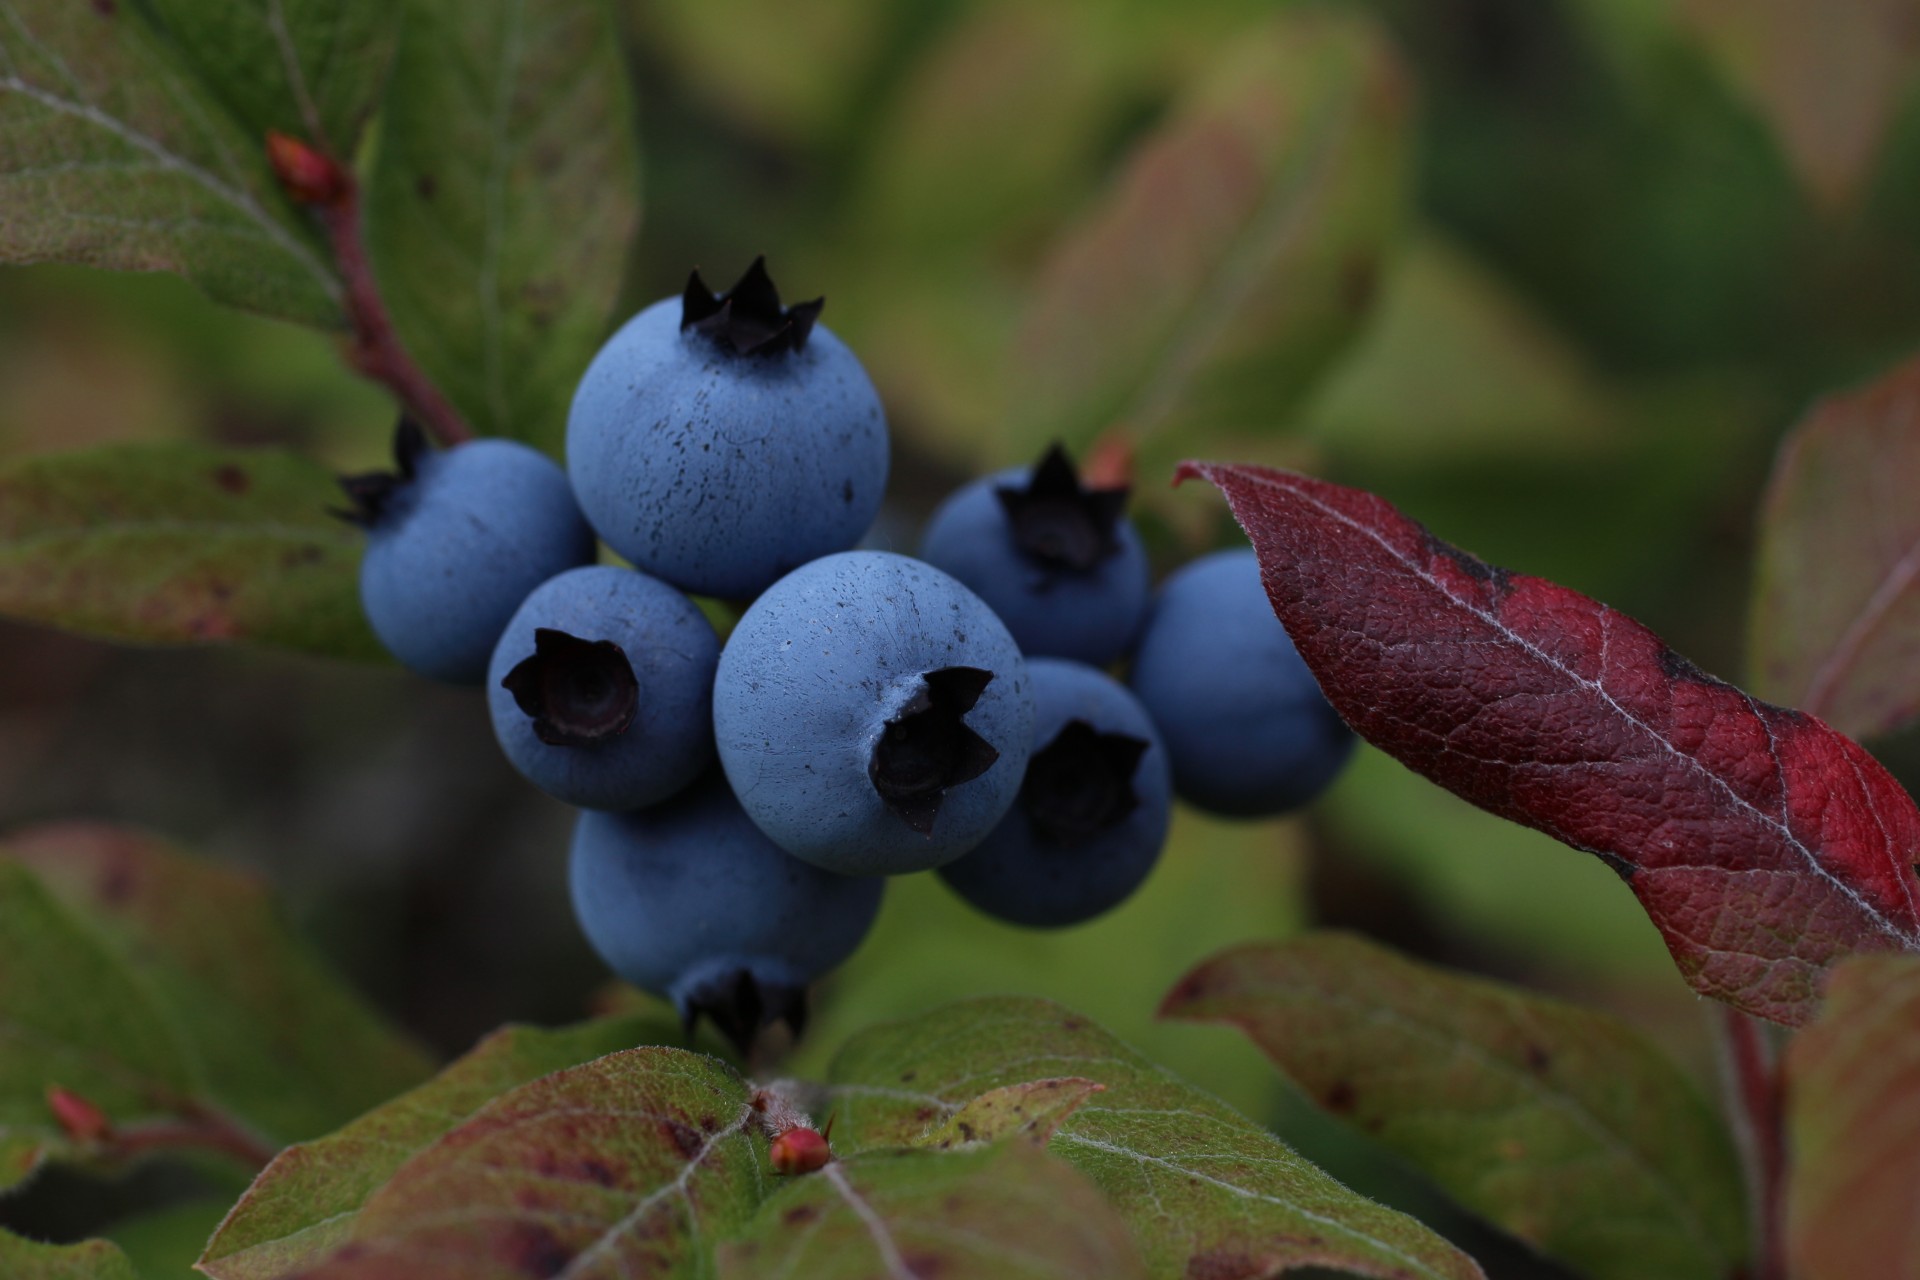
[47,1087,278,1174]
[1719,1006,1785,1280]
[267,131,474,448]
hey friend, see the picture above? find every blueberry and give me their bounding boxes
[939,658,1171,927]
[566,259,888,599]
[340,421,597,684]
[487,566,718,810]
[712,550,1035,875]
[1129,548,1355,817]
[918,443,1149,664]
[569,772,883,1052]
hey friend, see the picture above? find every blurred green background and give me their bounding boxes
[7,0,1920,1273]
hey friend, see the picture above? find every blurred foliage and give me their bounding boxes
[6,0,1920,1272]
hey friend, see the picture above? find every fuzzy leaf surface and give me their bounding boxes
[1180,460,1920,1026]
[0,861,198,1192]
[0,443,379,659]
[716,1144,1147,1280]
[1163,933,1748,1280]
[0,825,430,1176]
[201,1015,679,1280]
[0,1230,134,1280]
[1013,8,1409,453]
[367,0,640,455]
[1751,355,1920,740]
[0,0,340,323]
[828,996,1485,1280]
[278,1047,763,1279]
[918,1078,1104,1151]
[1784,954,1920,1278]
[145,0,399,156]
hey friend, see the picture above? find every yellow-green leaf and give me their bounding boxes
[829,996,1485,1280]
[1163,934,1748,1280]
[0,443,378,659]
[0,0,341,323]
[367,0,641,455]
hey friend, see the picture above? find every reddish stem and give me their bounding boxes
[109,1102,278,1173]
[1721,1006,1786,1280]
[317,186,474,447]
[268,130,473,447]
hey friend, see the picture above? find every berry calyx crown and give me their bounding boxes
[868,667,1001,835]
[333,418,429,527]
[680,256,823,357]
[500,629,640,747]
[680,967,807,1056]
[1022,719,1149,846]
[995,443,1130,572]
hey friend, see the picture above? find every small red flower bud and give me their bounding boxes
[46,1086,111,1143]
[266,131,347,206]
[769,1125,831,1175]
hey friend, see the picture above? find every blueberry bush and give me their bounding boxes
[3,2,1920,1278]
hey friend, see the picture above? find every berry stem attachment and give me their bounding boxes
[266,132,474,448]
[1719,1007,1785,1280]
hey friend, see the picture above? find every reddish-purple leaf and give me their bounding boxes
[1178,461,1920,1026]
[1750,354,1920,740]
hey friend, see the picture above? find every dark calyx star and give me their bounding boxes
[868,667,1001,836]
[679,968,807,1057]
[1022,719,1149,846]
[500,628,639,747]
[995,442,1129,572]
[680,255,824,357]
[333,417,429,527]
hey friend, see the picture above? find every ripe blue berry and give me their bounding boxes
[713,550,1035,876]
[341,421,596,684]
[566,259,888,600]
[1129,548,1355,817]
[939,658,1171,927]
[487,566,718,811]
[569,773,883,1052]
[918,444,1149,664]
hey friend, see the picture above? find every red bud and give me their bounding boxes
[266,131,347,206]
[769,1125,831,1175]
[46,1086,111,1143]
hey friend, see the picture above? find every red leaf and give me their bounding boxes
[1177,461,1920,1026]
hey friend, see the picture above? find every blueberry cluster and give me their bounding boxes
[343,260,1354,1051]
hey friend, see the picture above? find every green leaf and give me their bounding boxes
[635,0,893,147]
[0,1230,135,1280]
[717,1144,1149,1280]
[201,1014,679,1280]
[828,996,1485,1280]
[1674,0,1920,210]
[0,861,198,1192]
[276,1047,765,1279]
[918,1078,1105,1151]
[143,0,398,157]
[367,0,641,455]
[0,442,380,660]
[105,1198,231,1280]
[1162,933,1748,1280]
[1784,954,1920,1280]
[1301,232,1618,467]
[0,824,431,1192]
[1009,8,1410,458]
[0,0,341,324]
[1749,354,1920,740]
